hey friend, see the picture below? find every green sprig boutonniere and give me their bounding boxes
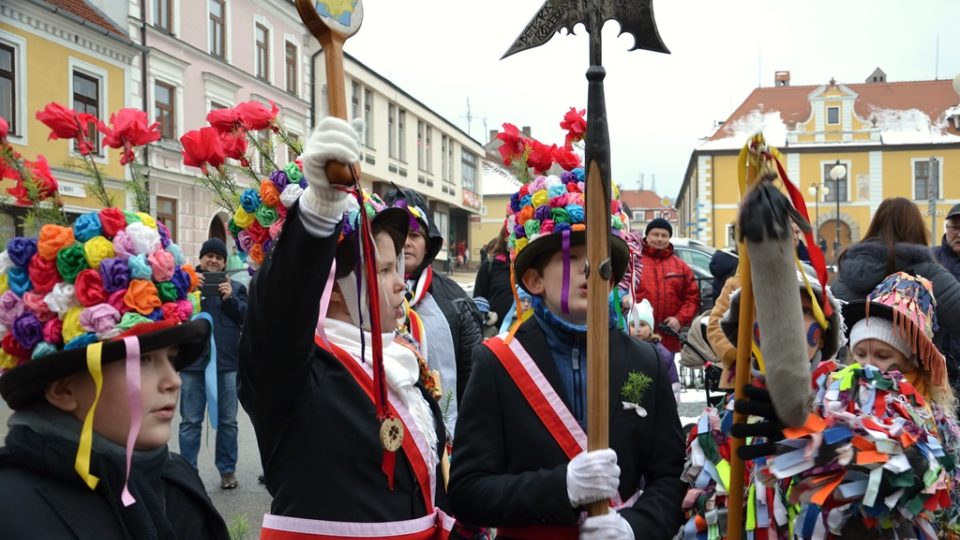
[620,372,652,417]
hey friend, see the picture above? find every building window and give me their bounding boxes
[72,71,101,154]
[155,197,177,243]
[424,126,433,173]
[287,132,301,162]
[0,43,15,136]
[154,0,172,32]
[398,109,406,161]
[209,0,225,58]
[388,104,396,158]
[155,81,176,140]
[284,42,297,94]
[255,24,269,81]
[461,151,478,192]
[351,80,360,119]
[363,88,373,148]
[434,211,448,242]
[827,106,839,125]
[822,163,848,203]
[441,136,450,182]
[417,121,425,171]
[914,159,940,200]
[210,101,228,111]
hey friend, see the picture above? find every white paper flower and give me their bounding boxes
[125,222,162,255]
[281,184,304,208]
[44,282,79,317]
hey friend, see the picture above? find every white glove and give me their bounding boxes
[299,116,363,219]
[579,511,635,540]
[567,448,620,507]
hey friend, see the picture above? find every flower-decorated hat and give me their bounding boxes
[335,190,410,279]
[841,272,947,386]
[228,161,307,269]
[0,209,210,409]
[506,167,631,292]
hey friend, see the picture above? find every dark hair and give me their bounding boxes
[860,197,929,275]
[487,226,509,257]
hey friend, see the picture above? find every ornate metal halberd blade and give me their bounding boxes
[502,0,670,59]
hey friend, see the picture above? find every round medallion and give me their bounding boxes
[380,417,404,452]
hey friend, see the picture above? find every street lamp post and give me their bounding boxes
[829,160,847,260]
[807,182,830,246]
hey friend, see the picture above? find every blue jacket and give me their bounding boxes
[183,277,247,372]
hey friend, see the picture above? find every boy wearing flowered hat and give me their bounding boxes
[448,169,687,539]
[238,117,454,538]
[0,211,229,539]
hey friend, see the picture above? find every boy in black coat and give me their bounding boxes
[239,117,452,537]
[0,212,228,540]
[448,171,687,539]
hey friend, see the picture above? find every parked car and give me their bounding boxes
[671,238,717,313]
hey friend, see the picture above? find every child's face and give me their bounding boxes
[852,339,913,373]
[800,294,824,361]
[522,243,589,325]
[376,231,407,328]
[59,345,182,450]
[632,321,652,339]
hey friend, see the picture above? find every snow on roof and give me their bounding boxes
[697,110,788,151]
[482,160,522,196]
[869,107,960,145]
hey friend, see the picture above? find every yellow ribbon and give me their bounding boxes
[75,342,104,490]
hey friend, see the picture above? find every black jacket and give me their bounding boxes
[0,421,228,540]
[184,276,247,372]
[448,318,687,538]
[832,239,960,341]
[239,205,448,521]
[473,257,514,325]
[428,270,482,400]
[937,237,960,386]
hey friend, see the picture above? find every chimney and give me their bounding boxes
[775,71,790,87]
[521,126,532,138]
[489,129,498,143]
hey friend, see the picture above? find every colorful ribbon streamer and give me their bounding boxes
[75,341,104,490]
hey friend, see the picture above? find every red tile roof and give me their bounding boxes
[709,79,960,141]
[43,0,127,38]
[620,189,668,209]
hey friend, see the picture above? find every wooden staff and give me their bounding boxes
[502,0,670,518]
[295,0,363,185]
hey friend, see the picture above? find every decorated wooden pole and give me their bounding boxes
[295,0,363,185]
[504,0,669,517]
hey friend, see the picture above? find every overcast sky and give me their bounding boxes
[344,0,960,201]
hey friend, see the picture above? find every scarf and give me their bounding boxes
[325,318,439,469]
[5,404,176,539]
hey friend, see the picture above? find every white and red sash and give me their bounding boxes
[486,336,641,540]
[258,337,452,540]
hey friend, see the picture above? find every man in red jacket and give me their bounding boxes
[637,218,701,353]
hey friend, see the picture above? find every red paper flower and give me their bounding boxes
[99,207,127,238]
[234,100,279,131]
[553,146,582,171]
[35,102,100,155]
[220,131,249,166]
[496,123,529,167]
[0,116,8,141]
[7,156,59,205]
[246,221,270,244]
[28,254,61,295]
[180,127,225,172]
[102,108,161,165]
[2,333,30,360]
[527,140,556,174]
[75,269,107,307]
[207,107,243,134]
[560,107,587,147]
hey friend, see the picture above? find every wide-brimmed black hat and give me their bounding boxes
[1,318,211,410]
[334,192,410,279]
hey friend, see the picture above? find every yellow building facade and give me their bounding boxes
[678,78,960,262]
[1,1,136,240]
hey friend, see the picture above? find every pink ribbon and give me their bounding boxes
[561,229,571,314]
[121,336,142,507]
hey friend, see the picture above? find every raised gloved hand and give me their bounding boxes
[567,448,620,507]
[299,116,363,219]
[579,511,635,540]
[730,384,785,461]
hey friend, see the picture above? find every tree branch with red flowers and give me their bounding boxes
[0,116,68,227]
[35,102,114,208]
[495,107,586,182]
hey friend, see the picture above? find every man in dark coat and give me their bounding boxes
[936,203,960,391]
[178,237,247,490]
[239,117,452,537]
[449,172,686,539]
